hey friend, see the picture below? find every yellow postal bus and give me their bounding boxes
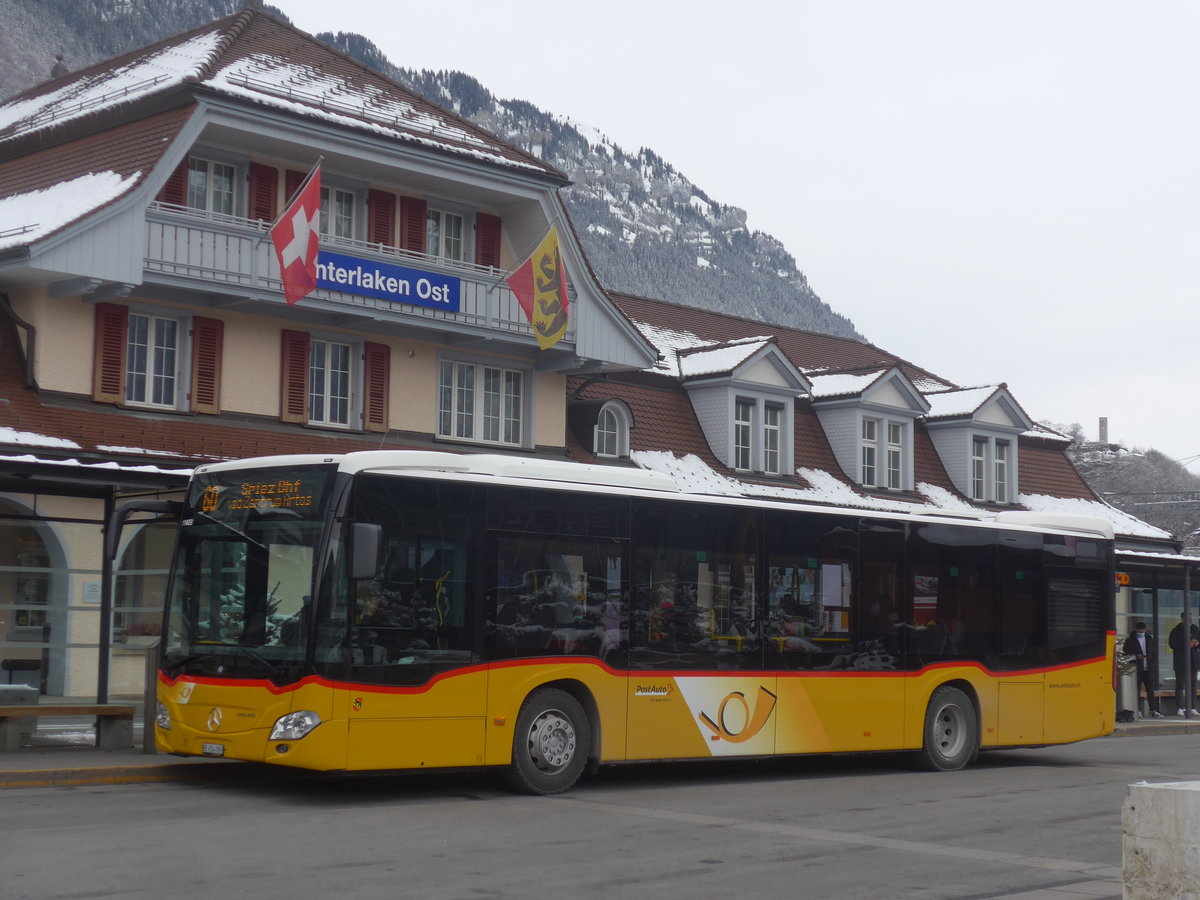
[118,451,1115,793]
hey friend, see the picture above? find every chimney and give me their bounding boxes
[50,53,68,80]
[1099,417,1108,444]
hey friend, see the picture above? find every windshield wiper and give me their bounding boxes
[164,643,280,677]
[190,511,266,550]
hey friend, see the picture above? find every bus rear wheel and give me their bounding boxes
[505,688,590,795]
[919,685,978,771]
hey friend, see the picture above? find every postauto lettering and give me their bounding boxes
[316,251,461,312]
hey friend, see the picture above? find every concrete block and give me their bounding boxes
[1123,781,1200,899]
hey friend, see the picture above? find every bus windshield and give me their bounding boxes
[163,464,338,683]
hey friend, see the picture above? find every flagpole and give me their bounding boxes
[270,156,324,231]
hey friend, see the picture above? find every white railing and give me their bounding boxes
[143,204,573,342]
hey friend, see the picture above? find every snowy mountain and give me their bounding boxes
[0,0,860,340]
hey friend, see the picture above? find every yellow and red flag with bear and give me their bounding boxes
[507,226,569,350]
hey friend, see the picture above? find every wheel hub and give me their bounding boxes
[529,710,575,772]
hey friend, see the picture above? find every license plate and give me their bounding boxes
[201,743,225,757]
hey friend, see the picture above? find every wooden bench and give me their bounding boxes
[0,704,136,751]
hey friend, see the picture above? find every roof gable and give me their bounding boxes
[0,9,559,181]
[810,367,930,415]
[924,385,1034,432]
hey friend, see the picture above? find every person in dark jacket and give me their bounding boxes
[1123,621,1163,717]
[1168,612,1200,716]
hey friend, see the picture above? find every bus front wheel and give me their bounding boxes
[505,687,591,795]
[919,685,978,771]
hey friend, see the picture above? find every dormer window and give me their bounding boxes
[858,416,909,490]
[971,435,1013,503]
[594,400,633,458]
[732,397,788,475]
[924,386,1030,506]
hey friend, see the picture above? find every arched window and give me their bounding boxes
[594,401,632,458]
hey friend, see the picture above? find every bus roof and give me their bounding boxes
[192,450,1114,541]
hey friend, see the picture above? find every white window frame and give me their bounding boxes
[427,207,466,263]
[763,403,783,475]
[186,157,236,217]
[729,395,791,475]
[861,418,878,488]
[438,356,528,447]
[970,434,1016,503]
[995,440,1010,503]
[860,415,911,491]
[733,399,755,471]
[320,186,357,242]
[309,337,356,428]
[886,422,904,490]
[125,311,183,410]
[971,437,988,501]
[594,401,632,459]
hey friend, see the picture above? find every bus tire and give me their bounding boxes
[919,685,978,771]
[505,687,591,795]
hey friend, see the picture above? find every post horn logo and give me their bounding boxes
[698,686,777,744]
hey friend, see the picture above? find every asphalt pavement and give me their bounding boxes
[1,716,1197,789]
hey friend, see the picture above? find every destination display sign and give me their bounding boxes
[190,466,335,520]
[315,250,461,312]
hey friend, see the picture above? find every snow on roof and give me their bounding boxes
[1019,491,1170,540]
[807,370,887,399]
[0,32,221,139]
[0,427,81,450]
[628,319,716,373]
[632,450,975,515]
[206,56,547,173]
[1,453,191,478]
[0,171,141,251]
[629,450,1164,542]
[924,386,999,419]
[1118,549,1200,565]
[678,337,773,379]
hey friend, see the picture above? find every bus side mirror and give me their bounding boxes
[349,523,381,581]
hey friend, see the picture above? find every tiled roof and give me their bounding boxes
[0,105,194,247]
[1018,441,1099,502]
[611,292,956,391]
[0,8,560,180]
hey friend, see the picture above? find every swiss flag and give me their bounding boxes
[270,164,322,305]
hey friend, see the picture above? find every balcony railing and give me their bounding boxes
[143,203,573,343]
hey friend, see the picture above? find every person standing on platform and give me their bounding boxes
[1168,612,1200,716]
[1123,621,1163,718]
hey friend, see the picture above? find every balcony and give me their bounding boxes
[142,203,574,346]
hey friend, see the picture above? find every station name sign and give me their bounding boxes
[316,250,461,312]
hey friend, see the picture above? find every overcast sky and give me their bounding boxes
[277,0,1200,469]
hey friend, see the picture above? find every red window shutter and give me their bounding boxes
[474,213,502,268]
[156,158,188,206]
[92,303,128,404]
[400,196,427,254]
[368,190,397,246]
[285,169,305,203]
[363,342,390,433]
[248,163,278,223]
[190,317,224,415]
[280,330,310,424]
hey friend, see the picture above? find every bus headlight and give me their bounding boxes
[156,701,171,730]
[270,710,322,740]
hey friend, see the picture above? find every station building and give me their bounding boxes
[0,6,1191,706]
